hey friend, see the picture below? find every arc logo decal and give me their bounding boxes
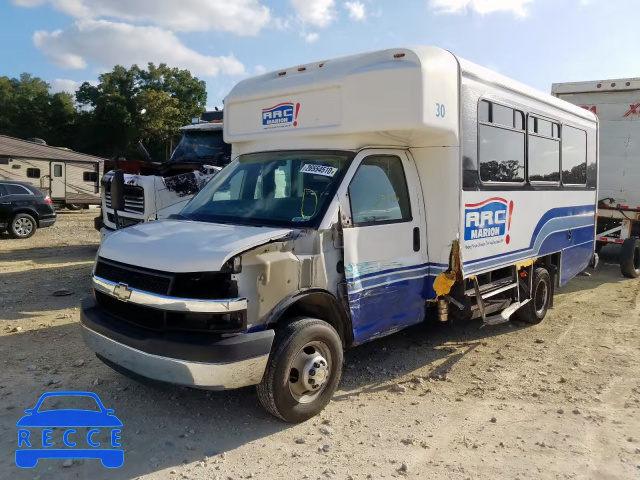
[465,198,514,244]
[262,102,300,129]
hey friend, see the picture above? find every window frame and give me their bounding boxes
[53,164,63,178]
[560,123,588,187]
[26,168,41,179]
[527,113,561,185]
[5,184,33,196]
[477,99,527,186]
[83,171,98,183]
[347,154,413,228]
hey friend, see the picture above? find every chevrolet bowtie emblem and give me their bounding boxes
[113,283,132,301]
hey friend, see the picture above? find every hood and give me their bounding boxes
[99,220,292,272]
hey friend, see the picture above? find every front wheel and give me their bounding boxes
[514,267,552,325]
[257,318,343,423]
[620,237,640,278]
[9,213,37,239]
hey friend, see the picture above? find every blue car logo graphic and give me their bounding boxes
[16,391,123,468]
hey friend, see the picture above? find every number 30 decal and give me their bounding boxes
[436,103,446,118]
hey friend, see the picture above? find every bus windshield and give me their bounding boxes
[181,151,353,228]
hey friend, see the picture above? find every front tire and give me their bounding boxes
[9,213,37,239]
[620,237,640,278]
[257,318,343,423]
[514,267,552,325]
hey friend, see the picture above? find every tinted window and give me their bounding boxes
[529,136,560,182]
[83,172,98,182]
[537,118,552,137]
[349,156,411,225]
[6,184,31,195]
[479,124,525,182]
[54,165,62,177]
[493,104,515,127]
[562,126,587,185]
[26,168,40,178]
[479,100,490,123]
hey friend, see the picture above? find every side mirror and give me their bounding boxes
[110,170,125,212]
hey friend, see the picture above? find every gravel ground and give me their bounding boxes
[0,211,639,479]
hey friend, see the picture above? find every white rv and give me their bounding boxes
[81,47,598,422]
[552,78,640,277]
[0,135,104,209]
[98,121,228,238]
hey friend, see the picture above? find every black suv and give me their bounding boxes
[0,181,57,239]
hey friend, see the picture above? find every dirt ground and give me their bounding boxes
[0,211,639,480]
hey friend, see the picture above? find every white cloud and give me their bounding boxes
[289,0,336,28]
[254,65,267,75]
[345,1,366,20]
[12,0,271,35]
[430,0,534,17]
[50,78,97,94]
[33,20,246,77]
[304,32,319,43]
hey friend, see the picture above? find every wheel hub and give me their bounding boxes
[301,356,329,391]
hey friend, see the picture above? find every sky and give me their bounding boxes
[1,0,639,109]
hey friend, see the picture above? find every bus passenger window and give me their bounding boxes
[562,126,587,185]
[478,101,526,183]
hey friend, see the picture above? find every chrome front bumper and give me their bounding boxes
[93,275,248,313]
[82,325,270,390]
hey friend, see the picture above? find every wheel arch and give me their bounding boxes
[11,208,40,226]
[265,289,354,347]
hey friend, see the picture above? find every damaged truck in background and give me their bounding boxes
[80,47,598,423]
[96,114,230,239]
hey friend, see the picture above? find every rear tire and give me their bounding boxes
[620,237,640,278]
[9,213,37,239]
[257,318,343,423]
[514,267,551,325]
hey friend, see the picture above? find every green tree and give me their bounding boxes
[76,63,207,160]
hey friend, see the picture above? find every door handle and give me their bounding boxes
[413,227,421,252]
[0,202,10,205]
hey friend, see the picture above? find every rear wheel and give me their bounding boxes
[257,318,343,423]
[620,237,640,278]
[9,214,37,239]
[514,267,551,325]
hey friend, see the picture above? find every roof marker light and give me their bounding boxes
[394,53,405,58]
[597,83,602,88]
[611,82,616,87]
[319,63,325,67]
[278,71,286,77]
[298,67,306,72]
[627,82,631,87]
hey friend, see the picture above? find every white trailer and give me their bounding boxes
[552,78,640,277]
[81,47,598,422]
[0,135,104,209]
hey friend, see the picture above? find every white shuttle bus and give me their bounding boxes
[80,47,598,422]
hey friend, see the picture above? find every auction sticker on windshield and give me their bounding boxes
[15,391,124,469]
[300,164,338,177]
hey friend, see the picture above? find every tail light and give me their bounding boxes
[44,196,52,204]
